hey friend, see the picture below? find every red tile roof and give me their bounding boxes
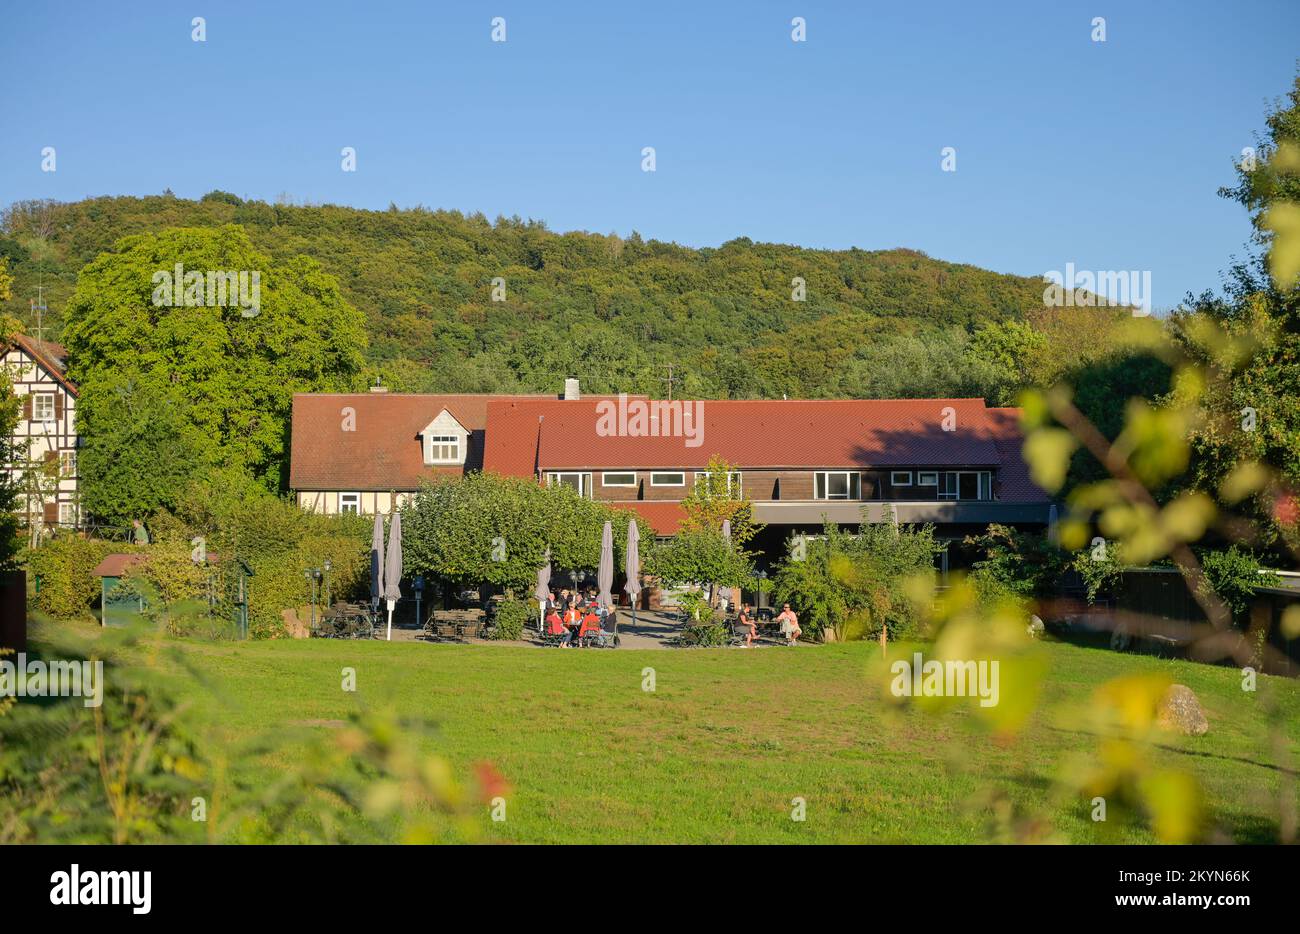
[607,501,686,536]
[289,392,551,491]
[486,397,1005,471]
[292,393,1049,505]
[8,335,77,396]
[92,553,146,578]
[986,407,1051,503]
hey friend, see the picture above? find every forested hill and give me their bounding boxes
[0,193,1053,399]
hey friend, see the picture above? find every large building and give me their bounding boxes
[2,335,80,530]
[289,382,1052,571]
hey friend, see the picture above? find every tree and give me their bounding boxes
[401,472,629,595]
[1179,68,1300,553]
[1194,545,1279,626]
[773,519,943,641]
[677,455,762,545]
[76,380,210,523]
[965,523,1070,601]
[0,300,22,568]
[961,319,1049,407]
[643,527,753,592]
[61,225,367,514]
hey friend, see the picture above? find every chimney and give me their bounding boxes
[563,377,580,400]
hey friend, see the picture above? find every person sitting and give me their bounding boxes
[578,608,602,645]
[775,603,801,645]
[544,608,571,646]
[738,603,757,647]
[563,604,582,641]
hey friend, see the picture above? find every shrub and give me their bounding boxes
[682,623,728,646]
[26,534,132,620]
[489,597,531,641]
[1072,544,1126,604]
[774,521,943,641]
[675,588,715,624]
[159,490,370,638]
[1194,546,1279,625]
[965,524,1068,600]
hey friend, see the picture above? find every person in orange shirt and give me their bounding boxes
[564,604,582,645]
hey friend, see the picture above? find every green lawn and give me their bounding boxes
[125,633,1300,844]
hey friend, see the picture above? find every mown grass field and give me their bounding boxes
[119,632,1300,845]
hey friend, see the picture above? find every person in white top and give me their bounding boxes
[774,603,801,646]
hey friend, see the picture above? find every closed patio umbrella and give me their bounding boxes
[624,520,641,638]
[371,513,385,616]
[534,549,552,633]
[717,519,733,611]
[384,511,403,641]
[596,521,614,609]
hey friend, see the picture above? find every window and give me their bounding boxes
[694,471,742,495]
[32,393,55,422]
[917,471,938,486]
[428,434,460,463]
[601,472,637,488]
[650,472,686,487]
[339,492,361,514]
[546,472,593,497]
[938,471,993,501]
[890,471,913,486]
[59,450,76,478]
[814,471,861,500]
[58,502,77,527]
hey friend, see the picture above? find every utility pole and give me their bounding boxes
[660,363,679,402]
[29,275,48,345]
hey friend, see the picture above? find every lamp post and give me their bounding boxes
[305,568,322,630]
[413,575,425,632]
[756,570,768,615]
[323,559,332,612]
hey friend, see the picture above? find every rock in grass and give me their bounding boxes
[1157,684,1209,736]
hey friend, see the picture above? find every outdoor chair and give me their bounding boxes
[540,613,570,647]
[729,617,757,646]
[576,614,603,647]
[583,611,620,648]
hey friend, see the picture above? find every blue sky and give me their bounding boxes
[2,0,1297,309]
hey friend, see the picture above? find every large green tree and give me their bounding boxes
[62,225,367,520]
[0,278,21,568]
[401,472,630,595]
[1179,69,1300,551]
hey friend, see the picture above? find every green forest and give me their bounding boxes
[1,190,1074,401]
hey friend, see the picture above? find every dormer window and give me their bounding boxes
[428,434,459,463]
[421,409,469,466]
